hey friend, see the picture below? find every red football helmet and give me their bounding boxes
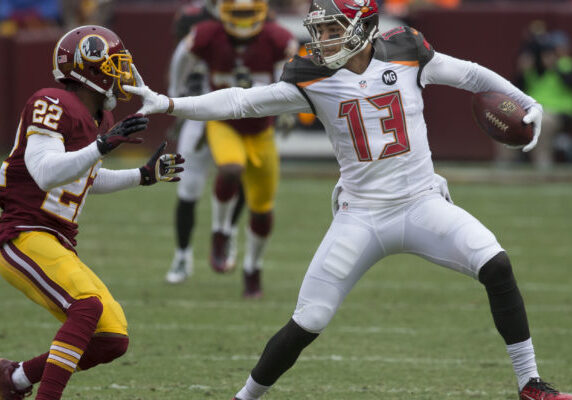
[52,25,135,106]
[304,0,379,69]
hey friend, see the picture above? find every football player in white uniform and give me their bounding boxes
[125,0,570,398]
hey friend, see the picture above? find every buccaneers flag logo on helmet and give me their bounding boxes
[333,0,377,19]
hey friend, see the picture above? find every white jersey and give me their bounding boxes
[291,45,434,202]
[171,26,538,205]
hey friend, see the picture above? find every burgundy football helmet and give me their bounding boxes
[52,25,135,108]
[304,0,379,69]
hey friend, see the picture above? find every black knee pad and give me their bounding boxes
[478,252,530,344]
[478,251,515,291]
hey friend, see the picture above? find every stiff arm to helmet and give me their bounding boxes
[124,66,311,117]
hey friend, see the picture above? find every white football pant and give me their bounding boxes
[176,119,211,202]
[292,188,504,333]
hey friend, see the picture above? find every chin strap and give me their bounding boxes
[103,94,117,111]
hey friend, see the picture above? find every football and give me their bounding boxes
[471,92,533,146]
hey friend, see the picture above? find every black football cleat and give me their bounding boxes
[0,359,32,400]
[520,378,572,400]
[243,269,263,299]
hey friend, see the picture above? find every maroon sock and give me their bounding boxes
[36,297,103,400]
[21,335,128,384]
[22,353,49,384]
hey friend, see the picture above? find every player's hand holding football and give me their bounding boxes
[123,65,172,116]
[140,141,184,186]
[522,103,543,152]
[96,113,148,155]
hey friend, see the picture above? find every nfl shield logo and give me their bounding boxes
[359,80,367,88]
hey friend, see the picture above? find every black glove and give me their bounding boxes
[139,141,185,186]
[96,114,148,155]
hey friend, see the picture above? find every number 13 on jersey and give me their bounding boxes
[339,90,410,161]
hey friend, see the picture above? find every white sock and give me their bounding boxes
[235,375,270,400]
[12,362,31,391]
[507,338,540,391]
[243,227,267,274]
[175,247,192,260]
[211,194,239,234]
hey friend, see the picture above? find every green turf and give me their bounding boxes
[1,161,571,399]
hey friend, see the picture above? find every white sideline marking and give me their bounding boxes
[71,383,517,397]
[188,384,210,390]
[172,353,566,366]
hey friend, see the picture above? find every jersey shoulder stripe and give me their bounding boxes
[280,55,336,87]
[374,26,434,67]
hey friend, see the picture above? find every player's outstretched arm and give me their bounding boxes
[124,65,311,119]
[90,142,184,194]
[139,141,185,186]
[25,114,146,191]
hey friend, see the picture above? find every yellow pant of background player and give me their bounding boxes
[207,120,278,213]
[0,231,128,335]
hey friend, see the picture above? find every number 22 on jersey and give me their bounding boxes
[339,90,410,161]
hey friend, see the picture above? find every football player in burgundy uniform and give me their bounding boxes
[125,0,570,398]
[0,26,183,400]
[167,0,298,297]
[165,0,247,285]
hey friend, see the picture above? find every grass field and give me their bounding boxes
[1,160,571,399]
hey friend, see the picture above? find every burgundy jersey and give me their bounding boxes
[0,88,113,250]
[189,20,295,134]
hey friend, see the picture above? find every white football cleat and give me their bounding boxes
[165,249,193,284]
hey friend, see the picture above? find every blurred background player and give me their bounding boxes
[0,25,183,400]
[167,0,298,297]
[497,22,572,170]
[165,0,247,284]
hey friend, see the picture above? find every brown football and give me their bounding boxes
[471,92,533,146]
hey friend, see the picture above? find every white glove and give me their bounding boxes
[522,103,543,152]
[123,65,171,115]
[276,113,296,137]
[434,173,453,204]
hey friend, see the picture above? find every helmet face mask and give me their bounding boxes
[219,0,268,39]
[303,0,379,69]
[53,25,135,104]
[100,52,135,100]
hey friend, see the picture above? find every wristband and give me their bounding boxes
[167,98,174,114]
